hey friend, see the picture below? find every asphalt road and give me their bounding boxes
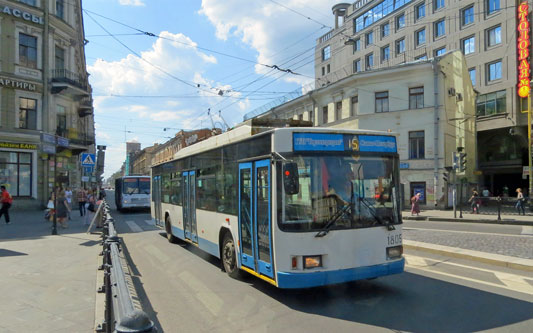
[107,196,533,332]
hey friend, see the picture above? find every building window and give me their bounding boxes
[0,152,33,197]
[434,0,444,11]
[396,13,405,30]
[19,98,37,130]
[416,28,426,46]
[487,0,500,15]
[434,47,446,56]
[409,131,425,159]
[353,59,361,73]
[476,90,506,116]
[415,54,427,60]
[354,0,413,33]
[381,22,390,38]
[396,38,405,54]
[461,36,475,55]
[308,111,314,123]
[322,46,331,61]
[335,101,342,121]
[381,45,390,62]
[469,68,476,86]
[56,0,65,19]
[487,60,502,81]
[409,87,424,109]
[366,53,374,70]
[19,33,37,69]
[56,105,66,136]
[327,64,330,73]
[461,5,474,26]
[55,46,65,70]
[375,91,389,113]
[415,2,426,20]
[351,96,358,116]
[487,26,501,47]
[321,67,325,76]
[353,38,361,53]
[434,19,445,38]
[322,106,328,123]
[366,31,374,46]
[298,114,303,121]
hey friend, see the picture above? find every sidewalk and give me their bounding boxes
[403,209,533,226]
[0,209,100,332]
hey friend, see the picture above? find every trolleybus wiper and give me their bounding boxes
[358,197,395,231]
[315,194,354,237]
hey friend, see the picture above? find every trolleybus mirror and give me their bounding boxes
[283,162,300,195]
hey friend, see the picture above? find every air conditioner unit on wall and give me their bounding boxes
[448,88,456,96]
[456,93,463,101]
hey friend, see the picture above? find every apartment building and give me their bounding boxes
[0,0,95,208]
[316,0,531,195]
[247,52,476,208]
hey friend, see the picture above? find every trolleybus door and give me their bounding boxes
[238,160,274,279]
[182,171,198,243]
[152,175,163,226]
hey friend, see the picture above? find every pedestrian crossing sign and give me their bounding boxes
[81,153,96,166]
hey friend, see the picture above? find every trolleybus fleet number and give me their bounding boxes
[387,234,402,246]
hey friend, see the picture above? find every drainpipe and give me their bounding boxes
[42,0,50,206]
[309,90,317,126]
[433,59,439,208]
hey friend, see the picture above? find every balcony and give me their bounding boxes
[55,128,95,147]
[78,98,94,117]
[51,69,89,97]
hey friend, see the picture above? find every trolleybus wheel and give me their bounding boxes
[165,216,178,244]
[222,233,242,279]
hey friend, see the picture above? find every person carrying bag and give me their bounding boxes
[0,186,13,224]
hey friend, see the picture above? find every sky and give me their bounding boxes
[82,0,339,178]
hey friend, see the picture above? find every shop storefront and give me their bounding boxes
[0,142,37,198]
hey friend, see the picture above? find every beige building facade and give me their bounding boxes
[250,52,476,208]
[317,0,532,195]
[0,0,94,208]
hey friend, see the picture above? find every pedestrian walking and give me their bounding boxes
[65,187,73,220]
[56,190,70,228]
[0,185,13,224]
[410,193,421,216]
[84,189,96,226]
[77,188,87,216]
[469,189,480,214]
[516,188,526,215]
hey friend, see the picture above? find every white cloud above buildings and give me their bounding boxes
[118,0,145,6]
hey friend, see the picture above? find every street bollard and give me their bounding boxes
[497,196,502,221]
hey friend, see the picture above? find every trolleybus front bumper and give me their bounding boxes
[276,258,405,289]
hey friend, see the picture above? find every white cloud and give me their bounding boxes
[199,0,335,86]
[118,0,145,6]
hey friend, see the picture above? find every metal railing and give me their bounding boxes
[51,69,89,91]
[97,201,155,332]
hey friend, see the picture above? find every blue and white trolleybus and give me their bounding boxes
[151,125,404,288]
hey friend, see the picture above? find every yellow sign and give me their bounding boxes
[0,142,37,150]
[351,137,359,151]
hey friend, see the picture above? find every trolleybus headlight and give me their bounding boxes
[303,255,322,269]
[386,245,403,260]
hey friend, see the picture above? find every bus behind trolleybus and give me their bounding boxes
[151,125,404,288]
[115,176,151,211]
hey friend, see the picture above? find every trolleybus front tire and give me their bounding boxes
[222,233,242,279]
[165,216,178,244]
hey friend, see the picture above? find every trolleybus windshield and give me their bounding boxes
[280,154,400,232]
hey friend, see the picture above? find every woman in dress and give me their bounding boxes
[56,190,70,228]
[411,193,421,216]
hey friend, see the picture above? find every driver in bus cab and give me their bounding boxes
[327,165,354,204]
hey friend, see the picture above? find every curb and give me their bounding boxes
[403,240,533,272]
[403,216,533,226]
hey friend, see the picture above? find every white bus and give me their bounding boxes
[151,124,404,288]
[115,176,151,211]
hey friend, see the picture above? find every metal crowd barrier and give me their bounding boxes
[97,200,155,332]
[460,196,531,220]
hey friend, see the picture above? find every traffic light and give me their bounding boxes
[459,153,467,172]
[452,152,460,170]
[443,172,450,183]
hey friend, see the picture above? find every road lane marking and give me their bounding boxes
[144,244,170,264]
[494,272,533,295]
[125,221,143,233]
[521,226,533,235]
[404,227,529,238]
[144,219,155,226]
[404,254,533,296]
[178,271,224,316]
